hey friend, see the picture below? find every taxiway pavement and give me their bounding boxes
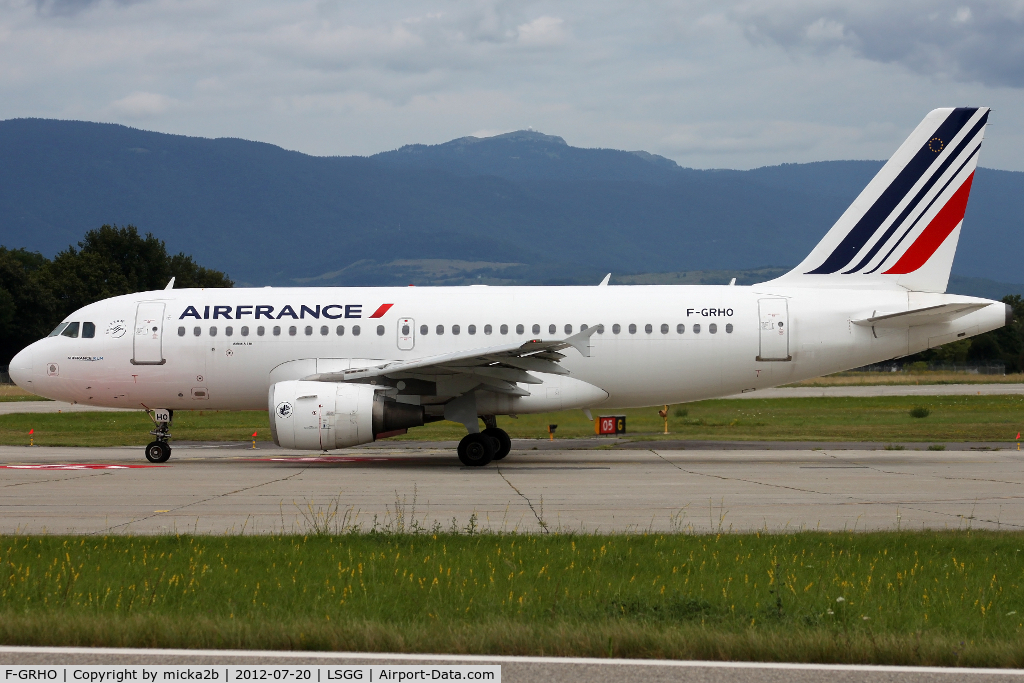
[2,442,1022,535]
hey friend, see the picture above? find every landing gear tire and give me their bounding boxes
[482,427,511,460]
[145,441,171,463]
[458,433,494,467]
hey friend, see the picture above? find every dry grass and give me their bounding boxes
[787,372,1024,387]
[0,385,45,401]
[0,614,1020,667]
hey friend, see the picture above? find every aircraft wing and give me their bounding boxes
[303,325,600,395]
[852,302,989,328]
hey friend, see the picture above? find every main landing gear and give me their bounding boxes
[457,416,512,467]
[144,409,173,463]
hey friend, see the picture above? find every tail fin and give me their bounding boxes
[775,107,989,292]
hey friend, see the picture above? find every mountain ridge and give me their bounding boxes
[1,118,1021,289]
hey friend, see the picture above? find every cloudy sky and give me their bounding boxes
[3,0,1024,170]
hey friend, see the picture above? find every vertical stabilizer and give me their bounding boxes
[773,107,989,292]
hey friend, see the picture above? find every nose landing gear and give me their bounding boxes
[144,409,173,463]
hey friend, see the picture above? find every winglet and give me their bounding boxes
[164,277,175,290]
[598,273,611,286]
[564,325,600,357]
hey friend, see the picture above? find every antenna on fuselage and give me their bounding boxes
[165,277,175,290]
[598,273,611,286]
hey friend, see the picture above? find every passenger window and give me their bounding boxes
[257,326,265,336]
[336,325,344,336]
[596,324,604,333]
[61,322,80,338]
[353,325,361,336]
[242,326,250,336]
[82,322,95,338]
[645,324,653,334]
[320,326,328,336]
[548,324,555,334]
[304,326,313,336]
[420,325,427,335]
[225,326,233,337]
[177,326,186,337]
[726,323,734,333]
[612,324,621,334]
[709,323,718,334]
[564,324,572,334]
[452,324,461,335]
[209,326,217,337]
[48,323,69,337]
[436,325,444,335]
[194,326,201,337]
[661,324,669,334]
[468,324,476,335]
[500,324,508,335]
[581,324,588,331]
[677,324,685,334]
[628,324,636,334]
[516,324,524,334]
[288,326,297,336]
[376,325,385,336]
[273,326,281,336]
[484,324,492,335]
[693,324,701,334]
[532,324,540,335]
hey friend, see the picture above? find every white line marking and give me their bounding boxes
[0,646,1020,674]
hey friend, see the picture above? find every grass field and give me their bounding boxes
[787,372,1024,387]
[2,395,1020,446]
[1,531,1022,666]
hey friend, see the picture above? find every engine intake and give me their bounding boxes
[268,380,424,450]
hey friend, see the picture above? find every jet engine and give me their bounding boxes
[268,380,424,450]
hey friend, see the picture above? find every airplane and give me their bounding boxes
[8,107,1010,466]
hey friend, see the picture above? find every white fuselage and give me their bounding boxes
[8,283,1007,414]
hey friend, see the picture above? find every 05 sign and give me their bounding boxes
[596,415,626,435]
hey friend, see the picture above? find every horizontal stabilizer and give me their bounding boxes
[852,302,988,328]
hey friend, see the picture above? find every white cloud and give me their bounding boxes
[106,91,175,118]
[1,1,1024,171]
[516,16,567,45]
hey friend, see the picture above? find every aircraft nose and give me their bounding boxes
[8,346,33,388]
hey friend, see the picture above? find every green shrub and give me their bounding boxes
[910,406,931,418]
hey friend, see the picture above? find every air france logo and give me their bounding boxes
[179,303,394,321]
[276,402,293,419]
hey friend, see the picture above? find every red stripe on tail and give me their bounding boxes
[884,172,975,275]
[369,304,394,318]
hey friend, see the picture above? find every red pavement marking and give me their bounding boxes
[0,464,166,470]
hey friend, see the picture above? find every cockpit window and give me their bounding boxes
[82,322,95,338]
[61,322,80,338]
[47,322,70,337]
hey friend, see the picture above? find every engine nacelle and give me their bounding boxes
[268,380,425,450]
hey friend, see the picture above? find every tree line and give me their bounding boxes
[0,225,231,367]
[1,223,1021,374]
[897,295,1024,373]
